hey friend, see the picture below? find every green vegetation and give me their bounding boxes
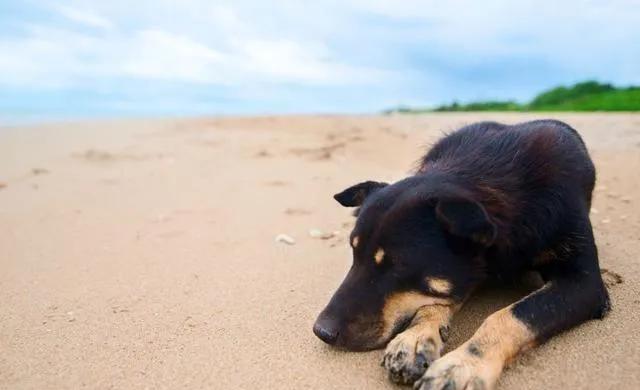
[433,100,521,112]
[387,81,640,113]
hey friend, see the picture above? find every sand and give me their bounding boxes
[1,113,639,389]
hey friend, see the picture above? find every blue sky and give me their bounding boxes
[1,0,639,122]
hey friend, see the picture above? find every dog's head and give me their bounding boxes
[313,176,496,350]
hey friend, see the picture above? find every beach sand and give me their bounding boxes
[1,113,639,389]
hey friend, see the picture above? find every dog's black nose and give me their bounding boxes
[313,317,339,345]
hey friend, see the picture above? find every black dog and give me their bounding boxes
[313,120,610,390]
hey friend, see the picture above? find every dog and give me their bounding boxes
[313,120,610,390]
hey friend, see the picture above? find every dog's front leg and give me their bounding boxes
[414,240,609,390]
[382,304,457,384]
[412,304,531,390]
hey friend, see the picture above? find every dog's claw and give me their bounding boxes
[443,379,456,390]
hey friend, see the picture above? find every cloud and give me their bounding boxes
[0,2,392,91]
[53,4,114,30]
[120,29,230,84]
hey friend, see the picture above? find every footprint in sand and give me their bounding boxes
[32,168,50,175]
[73,149,162,163]
[0,168,51,190]
[264,180,290,187]
[254,150,272,158]
[196,139,223,148]
[289,142,346,161]
[284,208,311,216]
[601,269,623,287]
[382,127,408,139]
[325,132,339,141]
[326,132,364,143]
[74,149,120,162]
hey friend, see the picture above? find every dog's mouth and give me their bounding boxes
[334,312,418,352]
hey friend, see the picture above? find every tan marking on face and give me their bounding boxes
[351,236,360,248]
[374,248,385,265]
[427,277,452,295]
[380,291,453,341]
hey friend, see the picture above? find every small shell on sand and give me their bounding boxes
[275,234,296,245]
[309,229,335,240]
[0,182,6,189]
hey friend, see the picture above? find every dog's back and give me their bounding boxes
[420,120,594,201]
[419,119,597,278]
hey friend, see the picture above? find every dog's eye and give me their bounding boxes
[374,248,385,265]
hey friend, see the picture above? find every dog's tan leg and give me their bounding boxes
[382,304,456,384]
[413,304,534,390]
[415,243,610,390]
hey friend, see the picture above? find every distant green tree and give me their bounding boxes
[433,100,521,112]
[529,81,615,108]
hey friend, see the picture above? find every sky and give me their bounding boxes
[1,0,639,123]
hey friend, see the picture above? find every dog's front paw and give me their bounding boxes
[413,347,499,390]
[382,325,447,384]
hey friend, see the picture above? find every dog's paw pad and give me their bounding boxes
[382,335,441,385]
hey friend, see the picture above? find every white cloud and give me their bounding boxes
[347,0,639,56]
[0,1,392,89]
[232,38,389,85]
[121,30,230,84]
[0,25,94,88]
[53,4,114,30]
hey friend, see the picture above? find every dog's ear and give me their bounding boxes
[334,181,388,207]
[435,198,497,246]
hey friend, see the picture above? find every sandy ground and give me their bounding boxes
[1,113,639,390]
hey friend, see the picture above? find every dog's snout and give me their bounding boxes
[313,315,340,345]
